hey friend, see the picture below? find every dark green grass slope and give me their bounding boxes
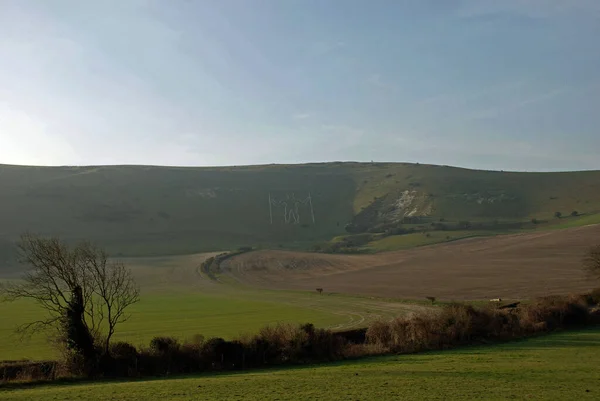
[1,162,599,261]
[0,164,356,259]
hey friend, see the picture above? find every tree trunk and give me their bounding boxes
[65,286,97,376]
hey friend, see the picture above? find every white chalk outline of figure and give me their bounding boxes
[269,192,315,225]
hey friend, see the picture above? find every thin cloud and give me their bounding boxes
[456,0,600,20]
[306,41,346,59]
[320,124,364,145]
[411,81,569,123]
[467,87,571,121]
[367,74,384,88]
[416,81,525,107]
[292,112,313,120]
[367,73,396,91]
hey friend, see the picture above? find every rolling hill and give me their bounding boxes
[1,162,600,264]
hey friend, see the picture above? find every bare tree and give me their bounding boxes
[0,234,139,358]
[80,244,140,355]
[583,244,600,279]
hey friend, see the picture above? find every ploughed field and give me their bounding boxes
[220,224,600,300]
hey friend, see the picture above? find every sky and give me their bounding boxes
[1,0,599,171]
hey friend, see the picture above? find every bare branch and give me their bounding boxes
[87,256,140,354]
[15,317,63,340]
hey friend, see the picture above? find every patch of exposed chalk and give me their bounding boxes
[185,188,217,198]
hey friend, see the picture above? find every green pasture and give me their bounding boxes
[0,287,427,361]
[0,292,345,361]
[549,213,600,229]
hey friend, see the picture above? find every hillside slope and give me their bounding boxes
[0,164,355,260]
[1,162,599,261]
[349,163,600,232]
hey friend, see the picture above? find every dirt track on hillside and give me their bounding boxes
[221,225,600,300]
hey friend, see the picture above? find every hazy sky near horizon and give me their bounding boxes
[1,1,599,171]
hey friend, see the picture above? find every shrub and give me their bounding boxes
[102,341,138,377]
[583,245,600,279]
[366,320,392,346]
[186,334,205,349]
[199,338,227,367]
[335,328,367,344]
[240,323,346,366]
[342,343,388,359]
[110,341,138,359]
[367,310,445,353]
[366,295,593,356]
[588,288,600,305]
[520,295,588,331]
[150,337,180,355]
[0,361,59,382]
[139,336,187,377]
[440,303,476,345]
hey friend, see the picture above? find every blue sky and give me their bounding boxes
[1,0,599,171]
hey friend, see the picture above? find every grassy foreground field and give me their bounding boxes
[2,328,599,400]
